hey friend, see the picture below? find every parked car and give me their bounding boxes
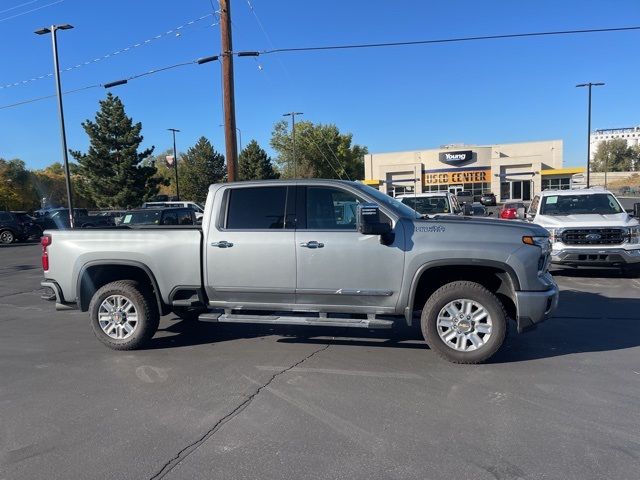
[0,211,26,244]
[397,192,461,217]
[33,208,116,229]
[120,207,197,226]
[500,202,526,220]
[455,191,473,204]
[527,187,640,272]
[92,210,126,225]
[11,211,43,239]
[141,201,204,221]
[41,179,558,364]
[480,192,496,206]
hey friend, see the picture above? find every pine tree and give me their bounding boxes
[70,93,158,208]
[238,140,279,181]
[180,137,226,202]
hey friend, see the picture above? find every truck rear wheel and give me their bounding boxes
[421,281,508,364]
[89,280,159,350]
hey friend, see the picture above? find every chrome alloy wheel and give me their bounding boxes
[98,295,139,340]
[436,299,492,352]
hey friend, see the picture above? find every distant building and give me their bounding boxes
[590,126,640,159]
[363,139,585,202]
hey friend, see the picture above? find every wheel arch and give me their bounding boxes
[406,260,520,325]
[77,260,167,314]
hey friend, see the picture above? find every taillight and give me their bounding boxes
[501,208,517,219]
[41,234,51,271]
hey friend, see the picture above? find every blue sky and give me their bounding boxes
[1,0,639,170]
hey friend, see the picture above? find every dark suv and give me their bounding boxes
[0,211,33,244]
[119,207,197,226]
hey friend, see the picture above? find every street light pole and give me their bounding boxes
[576,82,605,188]
[283,112,303,178]
[168,128,180,200]
[35,24,75,227]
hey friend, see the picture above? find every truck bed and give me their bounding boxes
[44,227,203,306]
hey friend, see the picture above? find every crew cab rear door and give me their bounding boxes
[294,184,405,312]
[204,184,296,307]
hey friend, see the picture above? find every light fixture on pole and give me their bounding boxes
[167,128,181,200]
[282,112,303,178]
[576,82,605,188]
[35,24,75,227]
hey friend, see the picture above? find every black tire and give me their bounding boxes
[421,281,508,364]
[0,229,16,244]
[89,280,159,350]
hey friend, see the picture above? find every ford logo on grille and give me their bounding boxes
[585,233,602,241]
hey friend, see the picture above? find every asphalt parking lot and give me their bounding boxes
[1,243,639,480]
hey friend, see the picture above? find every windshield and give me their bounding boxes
[352,183,421,218]
[540,193,623,215]
[400,196,451,215]
[121,210,162,225]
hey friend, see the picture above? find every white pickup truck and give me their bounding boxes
[527,188,640,272]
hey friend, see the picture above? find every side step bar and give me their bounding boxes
[198,312,394,329]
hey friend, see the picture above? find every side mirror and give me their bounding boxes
[462,204,473,216]
[357,203,391,235]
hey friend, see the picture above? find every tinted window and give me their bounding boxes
[401,196,451,215]
[176,209,194,225]
[306,187,360,230]
[226,187,287,229]
[122,211,161,225]
[0,212,12,222]
[161,211,179,225]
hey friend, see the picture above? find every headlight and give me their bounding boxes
[627,226,640,244]
[523,235,551,254]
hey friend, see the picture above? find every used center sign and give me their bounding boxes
[424,170,489,185]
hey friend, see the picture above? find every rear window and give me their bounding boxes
[226,187,287,229]
[121,211,162,225]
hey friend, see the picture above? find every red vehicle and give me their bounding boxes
[499,202,526,220]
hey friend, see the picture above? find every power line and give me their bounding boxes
[0,13,217,90]
[0,84,100,110]
[0,0,40,15]
[321,135,351,181]
[0,56,219,111]
[305,134,344,180]
[0,0,63,23]
[259,25,640,55]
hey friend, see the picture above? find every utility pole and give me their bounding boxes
[283,112,303,178]
[576,82,605,188]
[168,128,180,200]
[220,0,238,182]
[35,24,75,227]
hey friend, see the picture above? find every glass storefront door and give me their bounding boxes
[501,180,532,201]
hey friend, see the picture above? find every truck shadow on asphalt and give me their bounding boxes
[149,289,640,364]
[551,267,639,279]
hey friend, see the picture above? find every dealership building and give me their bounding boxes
[363,139,585,202]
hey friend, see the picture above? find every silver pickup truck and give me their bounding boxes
[41,179,558,363]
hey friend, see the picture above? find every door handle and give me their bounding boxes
[300,240,324,249]
[211,240,234,248]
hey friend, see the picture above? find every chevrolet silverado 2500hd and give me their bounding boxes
[41,180,558,363]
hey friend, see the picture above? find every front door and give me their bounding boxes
[448,185,463,195]
[205,185,296,308]
[295,185,405,313]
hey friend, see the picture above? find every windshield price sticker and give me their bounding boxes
[546,196,558,204]
[415,225,446,233]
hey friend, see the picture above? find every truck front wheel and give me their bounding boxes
[89,280,160,350]
[421,281,508,364]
